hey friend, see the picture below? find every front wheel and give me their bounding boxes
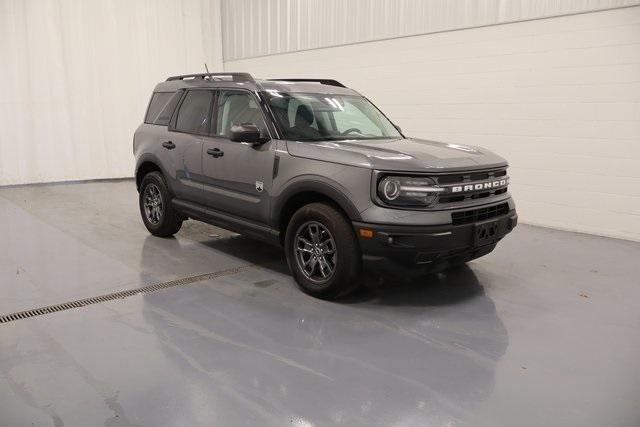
[285,202,362,299]
[139,171,183,237]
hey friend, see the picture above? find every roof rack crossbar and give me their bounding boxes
[267,78,346,88]
[166,72,255,82]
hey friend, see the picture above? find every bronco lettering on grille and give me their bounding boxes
[451,179,507,193]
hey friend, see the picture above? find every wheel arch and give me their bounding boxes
[135,154,166,191]
[273,179,362,244]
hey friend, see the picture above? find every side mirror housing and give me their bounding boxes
[229,123,269,144]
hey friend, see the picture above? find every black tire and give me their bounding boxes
[139,171,183,237]
[285,202,362,299]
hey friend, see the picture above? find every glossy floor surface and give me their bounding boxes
[1,181,639,427]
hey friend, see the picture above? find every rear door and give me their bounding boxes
[142,91,185,193]
[200,89,275,224]
[165,89,215,201]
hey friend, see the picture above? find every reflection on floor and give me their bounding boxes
[1,180,639,426]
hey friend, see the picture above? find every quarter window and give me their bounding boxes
[145,92,181,125]
[174,90,214,134]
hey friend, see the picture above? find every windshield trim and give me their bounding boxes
[362,95,406,139]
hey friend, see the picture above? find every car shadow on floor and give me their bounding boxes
[196,234,291,275]
[344,265,484,307]
[193,233,484,307]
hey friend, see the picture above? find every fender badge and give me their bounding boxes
[255,181,264,192]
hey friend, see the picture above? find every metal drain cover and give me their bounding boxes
[0,264,254,324]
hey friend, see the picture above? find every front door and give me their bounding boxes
[201,90,275,224]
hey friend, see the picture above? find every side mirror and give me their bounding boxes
[229,123,269,144]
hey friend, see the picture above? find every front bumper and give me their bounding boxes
[353,209,517,272]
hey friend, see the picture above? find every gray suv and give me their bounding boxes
[134,73,517,299]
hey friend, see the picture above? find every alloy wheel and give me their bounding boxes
[143,183,164,225]
[294,221,337,283]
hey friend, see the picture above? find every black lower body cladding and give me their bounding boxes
[353,209,517,275]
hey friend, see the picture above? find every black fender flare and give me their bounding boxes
[135,153,172,191]
[271,176,363,228]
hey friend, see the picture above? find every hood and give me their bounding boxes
[285,137,508,172]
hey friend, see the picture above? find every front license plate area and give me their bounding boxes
[475,220,499,246]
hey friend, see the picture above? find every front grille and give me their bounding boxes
[451,203,509,225]
[435,169,506,185]
[434,167,508,206]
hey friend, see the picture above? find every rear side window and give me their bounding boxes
[145,92,181,125]
[174,90,214,134]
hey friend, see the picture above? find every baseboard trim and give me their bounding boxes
[518,221,639,244]
[0,177,134,189]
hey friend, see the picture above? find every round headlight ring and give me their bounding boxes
[381,178,401,201]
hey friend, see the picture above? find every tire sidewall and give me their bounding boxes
[139,172,179,235]
[285,203,361,298]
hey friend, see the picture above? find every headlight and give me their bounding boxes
[377,176,442,207]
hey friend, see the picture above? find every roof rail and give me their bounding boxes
[166,72,255,82]
[268,78,346,88]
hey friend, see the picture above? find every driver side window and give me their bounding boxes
[214,90,267,137]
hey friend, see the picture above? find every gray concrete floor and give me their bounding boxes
[0,180,639,427]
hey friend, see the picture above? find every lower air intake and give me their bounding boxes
[451,203,509,225]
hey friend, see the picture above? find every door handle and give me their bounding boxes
[162,141,176,150]
[207,148,224,158]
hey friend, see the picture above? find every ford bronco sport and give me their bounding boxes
[134,73,517,299]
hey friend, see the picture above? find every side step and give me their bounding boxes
[172,198,280,246]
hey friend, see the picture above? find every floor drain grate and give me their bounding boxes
[0,264,254,324]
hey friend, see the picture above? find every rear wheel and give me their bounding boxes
[139,171,183,237]
[285,202,362,299]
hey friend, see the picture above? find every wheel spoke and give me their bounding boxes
[317,258,328,278]
[293,221,337,283]
[309,224,320,244]
[319,241,334,254]
[298,236,313,247]
[322,255,332,268]
[305,257,317,274]
[296,237,314,253]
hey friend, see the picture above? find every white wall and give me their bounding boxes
[0,0,223,185]
[225,7,640,241]
[221,0,640,60]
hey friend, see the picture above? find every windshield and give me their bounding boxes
[263,91,402,141]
